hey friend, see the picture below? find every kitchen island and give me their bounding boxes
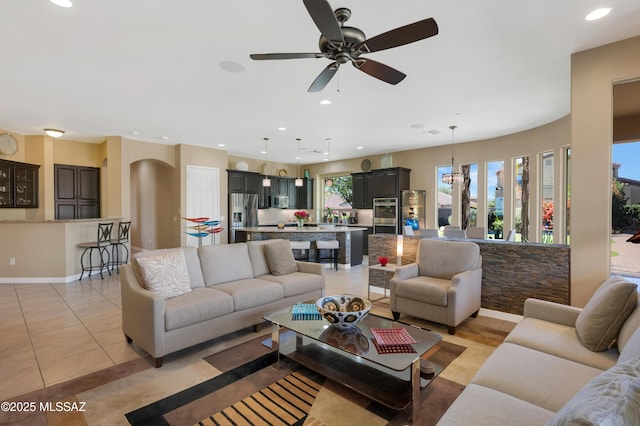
[235,226,366,267]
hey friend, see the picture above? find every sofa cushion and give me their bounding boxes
[619,327,640,364]
[393,276,450,307]
[618,300,640,355]
[417,239,480,279]
[247,240,271,276]
[472,343,603,412]
[437,384,555,426]
[164,288,234,331]
[133,247,205,289]
[135,248,192,299]
[546,357,640,426]
[212,278,284,311]
[575,277,637,351]
[259,272,324,297]
[199,243,254,285]
[505,317,618,370]
[264,239,298,276]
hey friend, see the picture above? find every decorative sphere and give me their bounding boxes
[315,294,371,328]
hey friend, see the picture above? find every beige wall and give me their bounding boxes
[571,35,640,307]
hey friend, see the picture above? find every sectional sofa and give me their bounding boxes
[120,239,325,367]
[438,276,640,425]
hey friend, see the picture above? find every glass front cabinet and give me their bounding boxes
[0,159,40,208]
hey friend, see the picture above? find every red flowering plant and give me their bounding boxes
[294,211,309,220]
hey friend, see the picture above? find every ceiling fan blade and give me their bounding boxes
[353,58,406,85]
[250,53,324,60]
[358,18,438,53]
[303,0,344,44]
[308,62,339,92]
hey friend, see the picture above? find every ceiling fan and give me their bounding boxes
[250,0,439,92]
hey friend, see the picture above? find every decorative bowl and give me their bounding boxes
[315,294,371,328]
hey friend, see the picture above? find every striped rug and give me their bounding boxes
[196,371,323,426]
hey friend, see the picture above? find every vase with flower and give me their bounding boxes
[294,210,309,229]
[325,206,334,223]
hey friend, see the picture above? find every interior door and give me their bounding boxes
[186,165,220,247]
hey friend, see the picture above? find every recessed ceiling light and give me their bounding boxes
[160,136,169,140]
[217,143,225,147]
[323,158,329,161]
[278,127,287,131]
[356,146,364,150]
[219,61,245,73]
[586,8,612,21]
[410,124,425,129]
[260,150,267,154]
[320,99,331,105]
[129,130,139,136]
[49,0,72,7]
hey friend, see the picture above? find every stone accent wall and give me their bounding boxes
[368,235,570,315]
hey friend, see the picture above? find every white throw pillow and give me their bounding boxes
[135,248,192,299]
[546,357,640,426]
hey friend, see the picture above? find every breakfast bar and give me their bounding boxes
[235,226,366,267]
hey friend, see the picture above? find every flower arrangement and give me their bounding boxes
[294,211,309,220]
[378,256,389,266]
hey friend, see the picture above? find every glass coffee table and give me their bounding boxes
[264,305,442,424]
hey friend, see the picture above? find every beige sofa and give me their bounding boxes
[438,277,640,425]
[120,239,325,367]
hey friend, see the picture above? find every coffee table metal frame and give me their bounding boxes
[263,307,442,424]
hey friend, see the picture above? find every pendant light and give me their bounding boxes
[442,125,463,185]
[262,137,271,187]
[295,138,304,187]
[325,138,333,187]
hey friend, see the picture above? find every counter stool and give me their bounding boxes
[110,221,131,273]
[290,240,310,261]
[315,240,339,271]
[78,222,114,279]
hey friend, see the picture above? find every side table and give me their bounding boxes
[368,263,398,301]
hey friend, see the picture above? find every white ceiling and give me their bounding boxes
[1,0,640,165]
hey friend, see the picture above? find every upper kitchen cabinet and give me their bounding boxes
[352,167,409,208]
[54,164,100,219]
[296,178,314,209]
[228,170,261,194]
[373,167,411,198]
[0,159,40,208]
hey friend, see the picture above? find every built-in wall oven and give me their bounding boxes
[373,197,398,234]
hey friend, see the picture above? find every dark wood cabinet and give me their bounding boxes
[352,168,409,208]
[373,167,410,198]
[0,159,39,208]
[228,170,261,194]
[228,170,313,210]
[55,164,100,219]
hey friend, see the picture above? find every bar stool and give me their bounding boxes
[78,222,114,279]
[110,221,131,273]
[315,240,339,271]
[290,240,310,261]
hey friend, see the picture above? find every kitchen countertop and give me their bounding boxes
[236,226,367,232]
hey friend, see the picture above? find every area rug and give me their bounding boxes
[125,335,467,425]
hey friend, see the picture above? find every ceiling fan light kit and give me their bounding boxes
[250,0,438,92]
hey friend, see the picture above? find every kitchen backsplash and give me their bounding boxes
[258,208,373,226]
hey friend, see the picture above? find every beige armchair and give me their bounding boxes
[389,238,482,334]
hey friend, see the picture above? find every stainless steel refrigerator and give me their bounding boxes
[229,193,258,243]
[401,190,426,234]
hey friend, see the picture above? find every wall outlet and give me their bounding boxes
[9,257,15,265]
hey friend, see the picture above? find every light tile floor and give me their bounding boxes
[0,257,510,402]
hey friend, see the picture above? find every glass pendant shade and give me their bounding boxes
[262,137,271,187]
[442,125,463,185]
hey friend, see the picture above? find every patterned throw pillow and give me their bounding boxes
[135,248,192,299]
[546,357,640,426]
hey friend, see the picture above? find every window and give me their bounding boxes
[461,163,478,228]
[541,151,554,243]
[323,175,352,219]
[437,166,453,226]
[487,161,504,239]
[513,156,529,242]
